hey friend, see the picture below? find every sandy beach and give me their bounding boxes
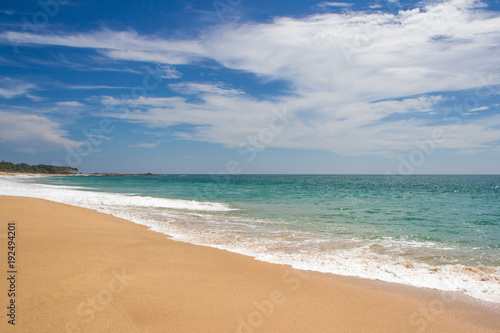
[0,196,499,332]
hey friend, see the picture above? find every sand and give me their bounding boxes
[0,196,499,332]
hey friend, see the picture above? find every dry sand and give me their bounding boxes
[0,196,499,332]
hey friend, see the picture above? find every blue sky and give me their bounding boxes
[0,0,500,174]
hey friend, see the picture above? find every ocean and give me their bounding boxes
[1,174,499,304]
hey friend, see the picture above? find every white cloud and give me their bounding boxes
[169,82,243,96]
[86,134,111,140]
[0,78,36,99]
[0,29,204,65]
[468,106,489,112]
[129,142,160,148]
[317,2,354,8]
[0,9,15,16]
[98,85,500,156]
[1,0,499,156]
[1,0,498,100]
[0,110,79,152]
[56,101,84,107]
[199,0,500,100]
[156,64,182,79]
[66,85,131,90]
[26,94,46,102]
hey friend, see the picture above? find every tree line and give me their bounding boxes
[0,161,78,174]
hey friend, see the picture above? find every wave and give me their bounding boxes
[0,176,235,212]
[1,175,499,305]
[140,211,500,305]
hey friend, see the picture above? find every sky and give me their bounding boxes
[0,0,500,174]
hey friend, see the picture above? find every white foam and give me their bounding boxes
[146,220,500,304]
[1,176,499,305]
[0,176,235,212]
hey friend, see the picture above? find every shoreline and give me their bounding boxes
[0,196,499,332]
[1,174,499,306]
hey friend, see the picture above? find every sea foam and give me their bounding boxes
[0,176,234,212]
[1,176,499,306]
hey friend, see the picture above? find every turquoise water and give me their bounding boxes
[39,174,500,263]
[6,174,500,303]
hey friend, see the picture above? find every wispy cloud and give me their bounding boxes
[65,85,131,90]
[56,101,85,107]
[86,133,111,140]
[0,56,17,65]
[0,110,79,152]
[156,64,182,79]
[0,78,36,99]
[317,2,354,8]
[468,106,489,112]
[129,142,160,148]
[19,53,146,75]
[26,94,46,102]
[57,0,79,6]
[97,84,500,156]
[0,29,204,65]
[169,82,243,96]
[0,9,16,16]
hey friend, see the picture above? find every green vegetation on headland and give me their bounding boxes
[0,161,157,176]
[0,161,78,174]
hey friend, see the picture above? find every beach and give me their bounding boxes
[1,0,499,330]
[0,196,499,332]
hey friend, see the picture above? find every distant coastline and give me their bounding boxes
[0,172,157,176]
[0,161,78,175]
[0,172,78,176]
[0,161,156,176]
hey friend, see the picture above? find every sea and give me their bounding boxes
[1,174,499,305]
